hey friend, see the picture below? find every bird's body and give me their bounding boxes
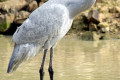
[13,3,73,46]
[7,0,96,80]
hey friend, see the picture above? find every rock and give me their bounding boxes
[117,35,120,39]
[98,22,109,32]
[88,10,100,24]
[0,0,27,13]
[0,13,15,32]
[101,27,110,32]
[115,6,120,13]
[89,22,98,31]
[75,22,88,31]
[27,1,38,12]
[38,0,48,6]
[0,0,7,2]
[0,22,10,32]
[100,6,109,13]
[25,0,34,3]
[39,2,44,6]
[98,13,105,22]
[109,7,114,13]
[72,15,88,31]
[100,32,111,40]
[72,20,80,29]
[117,22,120,28]
[80,31,100,41]
[109,6,120,13]
[0,14,5,24]
[5,13,15,23]
[114,13,120,18]
[98,22,108,28]
[14,11,30,24]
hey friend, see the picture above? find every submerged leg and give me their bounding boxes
[48,47,54,80]
[39,49,48,80]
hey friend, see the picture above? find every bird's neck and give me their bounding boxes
[63,0,96,19]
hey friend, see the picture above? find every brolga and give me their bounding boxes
[7,0,96,80]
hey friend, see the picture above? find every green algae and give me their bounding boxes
[0,22,10,32]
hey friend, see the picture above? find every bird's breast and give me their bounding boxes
[59,17,73,39]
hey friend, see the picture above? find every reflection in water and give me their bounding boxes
[0,36,120,80]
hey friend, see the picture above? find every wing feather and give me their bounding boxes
[13,4,65,44]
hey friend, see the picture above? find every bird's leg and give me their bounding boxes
[39,49,48,80]
[48,47,54,80]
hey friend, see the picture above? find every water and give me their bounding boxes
[0,36,120,80]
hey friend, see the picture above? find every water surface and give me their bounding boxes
[0,36,120,80]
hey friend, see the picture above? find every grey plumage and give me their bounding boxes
[7,0,96,73]
[7,43,41,73]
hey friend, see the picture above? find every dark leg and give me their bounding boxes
[48,47,54,80]
[39,49,48,80]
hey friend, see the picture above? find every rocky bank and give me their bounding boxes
[0,0,120,40]
[71,0,120,40]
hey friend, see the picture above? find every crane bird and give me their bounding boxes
[7,0,96,80]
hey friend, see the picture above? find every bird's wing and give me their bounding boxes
[13,3,67,44]
[7,3,71,73]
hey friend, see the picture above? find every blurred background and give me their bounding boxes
[0,0,120,41]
